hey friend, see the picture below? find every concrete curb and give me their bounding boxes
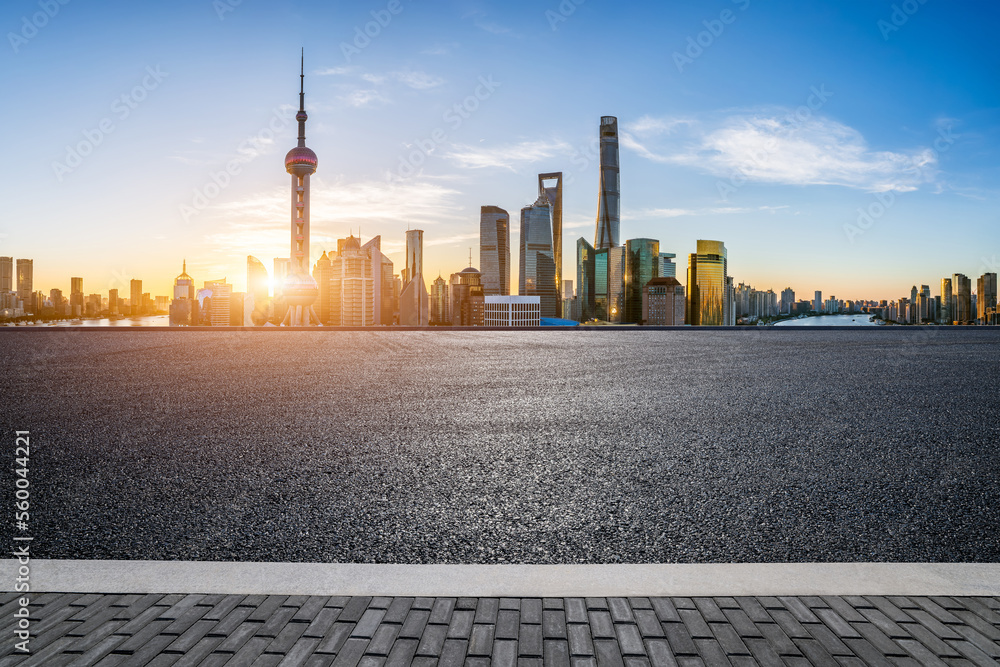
[4,560,999,597]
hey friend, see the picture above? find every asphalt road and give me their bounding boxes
[2,328,998,563]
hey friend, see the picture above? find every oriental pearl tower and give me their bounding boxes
[281,50,322,326]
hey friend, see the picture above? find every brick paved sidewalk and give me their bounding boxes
[1,592,999,666]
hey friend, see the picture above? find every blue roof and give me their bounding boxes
[540,318,580,327]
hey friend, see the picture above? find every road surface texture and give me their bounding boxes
[2,328,998,563]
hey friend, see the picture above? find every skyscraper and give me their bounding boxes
[978,273,997,324]
[0,257,12,293]
[399,229,429,326]
[658,252,677,278]
[479,206,510,296]
[625,239,659,324]
[519,194,558,318]
[780,287,795,314]
[203,279,232,326]
[686,240,730,326]
[953,273,971,323]
[247,256,270,325]
[318,235,394,327]
[449,267,485,326]
[607,246,626,323]
[940,277,953,324]
[594,116,620,250]
[16,259,32,310]
[576,238,596,322]
[538,173,563,314]
[130,279,142,316]
[430,274,449,325]
[282,51,321,326]
[813,290,822,312]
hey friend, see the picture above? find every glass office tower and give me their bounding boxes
[519,195,558,318]
[625,238,659,324]
[686,240,729,326]
[480,206,510,296]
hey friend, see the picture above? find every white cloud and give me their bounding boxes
[624,205,789,220]
[444,140,573,170]
[316,67,352,76]
[622,112,938,193]
[391,70,445,90]
[340,89,389,107]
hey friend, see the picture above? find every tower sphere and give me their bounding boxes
[285,146,318,176]
[282,272,319,306]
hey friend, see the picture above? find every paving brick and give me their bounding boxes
[545,598,566,610]
[952,611,1000,643]
[520,623,544,657]
[475,597,500,625]
[115,618,173,653]
[693,638,731,666]
[806,622,854,656]
[914,598,965,625]
[594,639,626,667]
[566,598,588,624]
[899,621,963,658]
[815,608,863,638]
[468,623,495,656]
[411,597,434,611]
[365,623,399,656]
[165,618,217,653]
[268,617,310,654]
[500,598,521,610]
[906,609,964,640]
[779,597,820,624]
[792,638,840,667]
[202,594,246,621]
[398,609,430,640]
[755,622,799,656]
[521,598,543,624]
[589,611,615,638]
[634,609,665,638]
[416,623,449,656]
[315,622,355,654]
[895,638,951,666]
[172,636,225,667]
[608,598,636,623]
[446,609,474,639]
[381,597,412,624]
[867,597,916,624]
[630,598,653,610]
[644,638,679,667]
[735,597,771,624]
[332,637,370,667]
[744,637,786,667]
[544,639,572,667]
[351,609,386,639]
[247,595,295,622]
[843,637,896,667]
[292,596,331,623]
[720,609,759,639]
[586,598,609,611]
[822,597,867,623]
[616,623,646,656]
[438,638,468,667]
[693,599,726,624]
[662,622,698,656]
[385,636,417,667]
[457,597,478,610]
[497,609,521,640]
[946,638,1000,666]
[543,609,568,639]
[710,622,749,657]
[568,623,595,656]
[303,607,342,638]
[492,639,518,667]
[678,609,713,639]
[428,598,456,625]
[257,606,297,638]
[650,598,681,623]
[210,604,256,636]
[853,621,910,657]
[572,657,599,667]
[338,597,373,624]
[957,598,1000,625]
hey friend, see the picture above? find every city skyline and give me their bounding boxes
[2,1,999,302]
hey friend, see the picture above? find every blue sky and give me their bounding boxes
[1,0,998,301]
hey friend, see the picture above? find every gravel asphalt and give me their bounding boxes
[1,328,998,563]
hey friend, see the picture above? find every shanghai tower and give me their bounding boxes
[594,116,620,250]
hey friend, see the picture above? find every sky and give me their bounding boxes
[1,0,999,302]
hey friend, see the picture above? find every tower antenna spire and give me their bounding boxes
[297,48,307,147]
